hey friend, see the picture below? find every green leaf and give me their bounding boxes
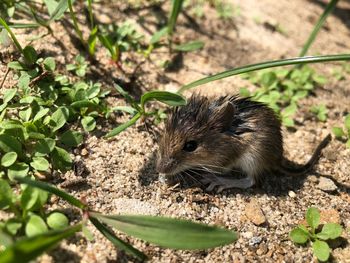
[8,163,29,181]
[282,103,297,117]
[312,240,330,262]
[173,41,204,52]
[25,215,48,237]
[15,176,86,209]
[282,117,294,127]
[112,106,138,115]
[3,89,17,104]
[332,127,344,139]
[89,217,146,261]
[90,212,237,250]
[168,0,184,35]
[33,108,50,122]
[0,229,13,247]
[7,61,26,70]
[150,27,168,44]
[21,187,40,211]
[50,106,69,132]
[105,113,141,138]
[98,34,116,60]
[141,91,186,109]
[0,179,13,209]
[60,130,83,147]
[82,224,94,241]
[70,100,97,109]
[47,212,69,230]
[49,0,75,21]
[312,74,327,85]
[289,226,309,244]
[0,224,81,263]
[44,0,59,16]
[113,84,136,105]
[1,152,17,167]
[19,108,32,122]
[30,157,50,171]
[0,120,23,130]
[51,146,72,172]
[345,114,350,130]
[35,138,56,156]
[5,220,22,236]
[306,207,320,230]
[86,84,100,99]
[81,116,96,132]
[88,26,98,55]
[317,223,343,240]
[23,46,38,65]
[43,57,56,71]
[178,54,350,93]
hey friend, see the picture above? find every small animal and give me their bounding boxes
[156,94,331,192]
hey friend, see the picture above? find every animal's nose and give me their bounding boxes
[156,158,176,174]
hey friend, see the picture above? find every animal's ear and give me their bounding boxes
[210,101,235,131]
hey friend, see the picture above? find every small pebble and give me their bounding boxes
[245,199,266,225]
[317,177,338,192]
[288,191,296,198]
[241,231,253,239]
[249,236,263,246]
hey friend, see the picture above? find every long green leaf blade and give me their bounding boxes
[105,113,141,138]
[0,23,39,29]
[299,0,339,57]
[168,0,184,36]
[0,17,23,53]
[178,54,350,93]
[89,217,147,261]
[14,177,86,209]
[141,91,186,109]
[90,212,237,250]
[0,224,81,263]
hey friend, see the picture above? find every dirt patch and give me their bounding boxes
[1,0,350,262]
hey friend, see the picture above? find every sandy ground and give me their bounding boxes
[1,0,350,262]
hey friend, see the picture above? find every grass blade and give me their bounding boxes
[299,0,339,57]
[67,0,85,46]
[168,0,184,36]
[178,54,350,93]
[89,216,147,261]
[105,112,141,138]
[0,23,39,29]
[0,17,23,53]
[14,176,87,209]
[49,0,75,22]
[141,91,186,109]
[0,224,81,263]
[173,41,204,52]
[90,212,237,250]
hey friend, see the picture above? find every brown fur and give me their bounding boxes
[156,94,330,188]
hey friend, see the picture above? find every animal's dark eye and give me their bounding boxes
[183,140,198,152]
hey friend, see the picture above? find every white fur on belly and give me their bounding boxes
[232,150,261,177]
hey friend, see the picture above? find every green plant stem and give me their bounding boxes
[67,0,86,47]
[178,54,350,93]
[0,68,10,89]
[299,0,339,57]
[87,0,94,29]
[0,17,24,53]
[168,0,184,36]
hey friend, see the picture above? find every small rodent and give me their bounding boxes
[156,94,331,192]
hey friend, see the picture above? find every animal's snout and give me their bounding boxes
[156,157,177,174]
